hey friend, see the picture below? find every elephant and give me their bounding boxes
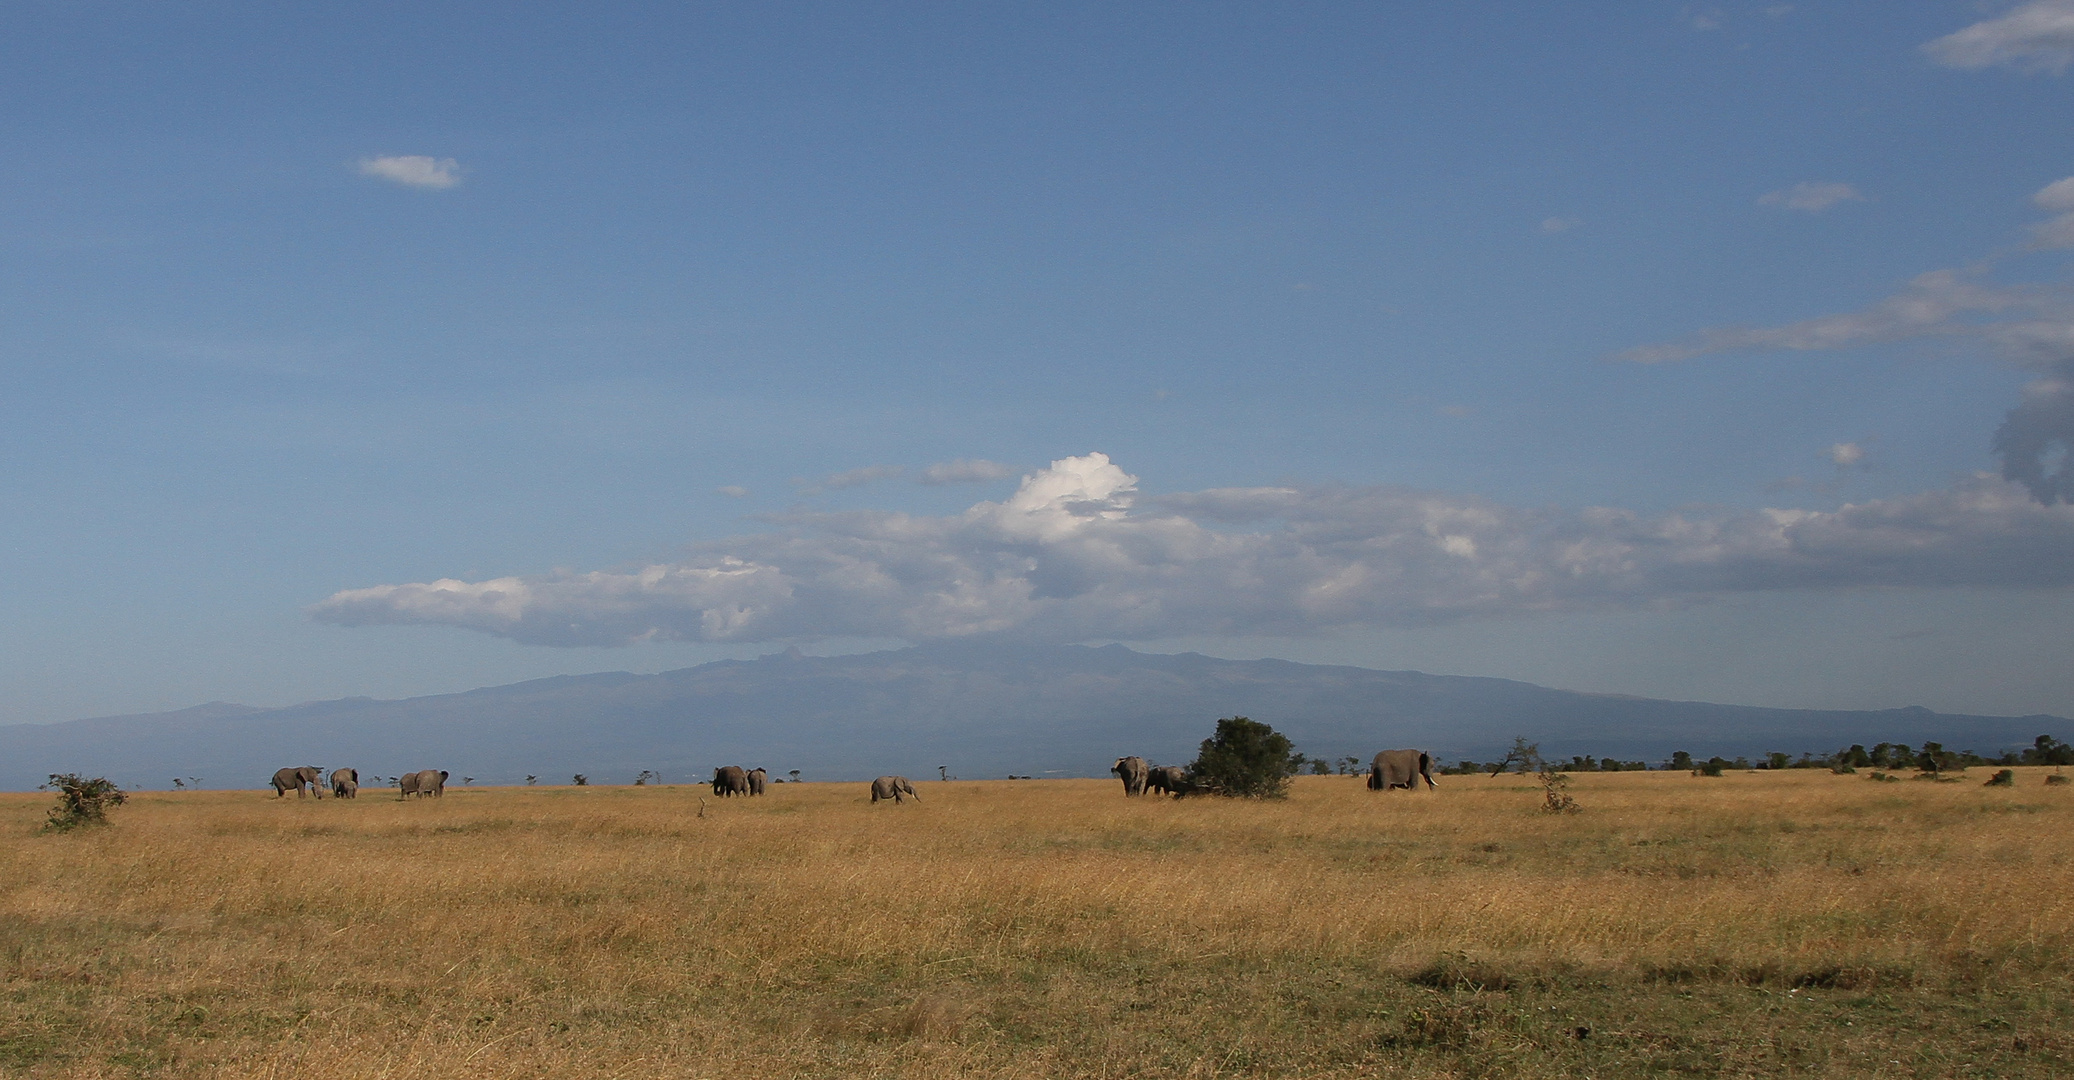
[1367,750,1437,792]
[746,767,767,796]
[870,776,919,803]
[1146,765,1189,796]
[399,769,448,799]
[271,766,323,798]
[330,768,358,799]
[1112,755,1149,796]
[712,766,749,797]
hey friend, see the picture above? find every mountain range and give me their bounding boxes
[2,643,2064,791]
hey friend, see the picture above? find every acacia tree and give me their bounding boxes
[1184,716,1302,799]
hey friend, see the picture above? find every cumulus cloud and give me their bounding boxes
[358,155,463,189]
[1924,1,2074,74]
[310,452,2074,648]
[793,465,902,495]
[1759,182,1866,212]
[1829,442,1867,468]
[919,459,1019,485]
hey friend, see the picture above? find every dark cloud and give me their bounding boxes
[1994,359,2074,503]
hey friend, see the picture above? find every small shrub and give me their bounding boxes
[1697,758,1726,777]
[1984,769,2015,787]
[1184,716,1301,799]
[2046,774,2070,787]
[41,774,127,831]
[572,774,589,786]
[1866,771,1901,783]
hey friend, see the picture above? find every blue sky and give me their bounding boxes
[7,1,2074,724]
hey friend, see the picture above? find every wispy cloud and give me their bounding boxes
[1539,216,1581,234]
[1828,442,1866,468]
[2030,176,2074,248]
[793,465,902,495]
[1759,182,1866,212]
[1924,0,2074,74]
[311,453,2074,648]
[1686,6,1725,31]
[919,459,1018,485]
[358,155,463,189]
[1612,269,2023,364]
[716,486,750,498]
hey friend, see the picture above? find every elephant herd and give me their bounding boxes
[1109,756,1190,797]
[270,765,445,800]
[267,751,1435,805]
[1110,750,1437,796]
[710,766,769,796]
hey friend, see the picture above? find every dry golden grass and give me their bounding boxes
[3,769,2072,1077]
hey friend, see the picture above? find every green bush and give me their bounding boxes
[1983,769,2015,787]
[1184,716,1301,799]
[42,774,126,831]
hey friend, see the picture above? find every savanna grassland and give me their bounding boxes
[3,770,2072,1078]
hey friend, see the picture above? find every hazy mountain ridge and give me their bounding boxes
[2,644,2063,791]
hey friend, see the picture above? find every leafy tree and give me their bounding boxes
[572,774,589,786]
[2022,735,2074,767]
[1669,751,1694,771]
[42,774,126,831]
[526,775,538,785]
[1184,716,1301,799]
[1309,758,1332,775]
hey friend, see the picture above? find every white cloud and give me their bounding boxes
[716,486,750,498]
[919,459,1018,485]
[311,453,2074,648]
[1924,1,2074,74]
[2028,177,2074,248]
[1829,442,1866,468]
[2034,177,2074,211]
[1540,216,1581,234]
[358,155,463,189]
[1759,182,1867,212]
[1613,269,2023,364]
[793,465,902,495]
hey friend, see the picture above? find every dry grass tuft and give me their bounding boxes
[3,770,2073,1076]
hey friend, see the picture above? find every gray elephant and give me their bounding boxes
[746,767,767,796]
[271,766,323,798]
[1146,765,1189,796]
[1367,750,1437,791]
[329,768,358,799]
[713,766,749,797]
[870,776,919,803]
[1112,755,1149,796]
[399,769,448,799]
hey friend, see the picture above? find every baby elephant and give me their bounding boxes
[870,776,920,804]
[330,768,358,799]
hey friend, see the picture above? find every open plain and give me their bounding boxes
[3,770,2071,1078]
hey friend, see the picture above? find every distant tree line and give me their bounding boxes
[1428,734,2072,776]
